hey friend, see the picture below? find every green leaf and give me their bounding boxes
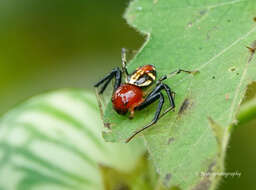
[0,89,145,190]
[102,0,256,189]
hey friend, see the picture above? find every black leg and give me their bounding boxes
[125,82,176,143]
[158,69,197,83]
[159,90,176,117]
[126,92,164,143]
[94,67,122,94]
[147,83,175,110]
[121,48,138,77]
[162,83,175,110]
[114,68,122,90]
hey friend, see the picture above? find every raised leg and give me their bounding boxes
[158,69,198,83]
[121,48,129,76]
[94,67,122,94]
[121,48,138,76]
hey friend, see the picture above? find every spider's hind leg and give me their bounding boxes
[148,82,176,112]
[126,91,165,143]
[125,82,175,142]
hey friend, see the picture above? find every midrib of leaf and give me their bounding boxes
[166,12,256,91]
[221,29,256,164]
[196,25,256,160]
[198,27,256,71]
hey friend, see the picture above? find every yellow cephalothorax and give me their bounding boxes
[127,65,156,87]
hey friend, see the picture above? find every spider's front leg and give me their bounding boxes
[94,67,122,123]
[94,67,122,94]
[121,48,137,77]
[125,82,175,143]
[94,47,135,94]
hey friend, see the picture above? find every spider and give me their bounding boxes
[94,48,196,143]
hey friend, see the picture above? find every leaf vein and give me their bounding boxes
[207,0,243,9]
[198,26,256,71]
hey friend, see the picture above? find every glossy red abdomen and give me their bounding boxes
[112,84,143,115]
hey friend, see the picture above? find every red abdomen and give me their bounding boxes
[112,84,143,115]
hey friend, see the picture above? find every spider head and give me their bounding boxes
[127,65,156,87]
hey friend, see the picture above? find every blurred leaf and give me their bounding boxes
[100,154,155,190]
[102,0,256,189]
[0,89,145,190]
[237,93,256,125]
[242,81,256,102]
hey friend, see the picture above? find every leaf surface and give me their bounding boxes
[103,0,256,189]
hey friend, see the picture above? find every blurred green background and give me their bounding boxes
[0,0,144,114]
[0,0,254,189]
